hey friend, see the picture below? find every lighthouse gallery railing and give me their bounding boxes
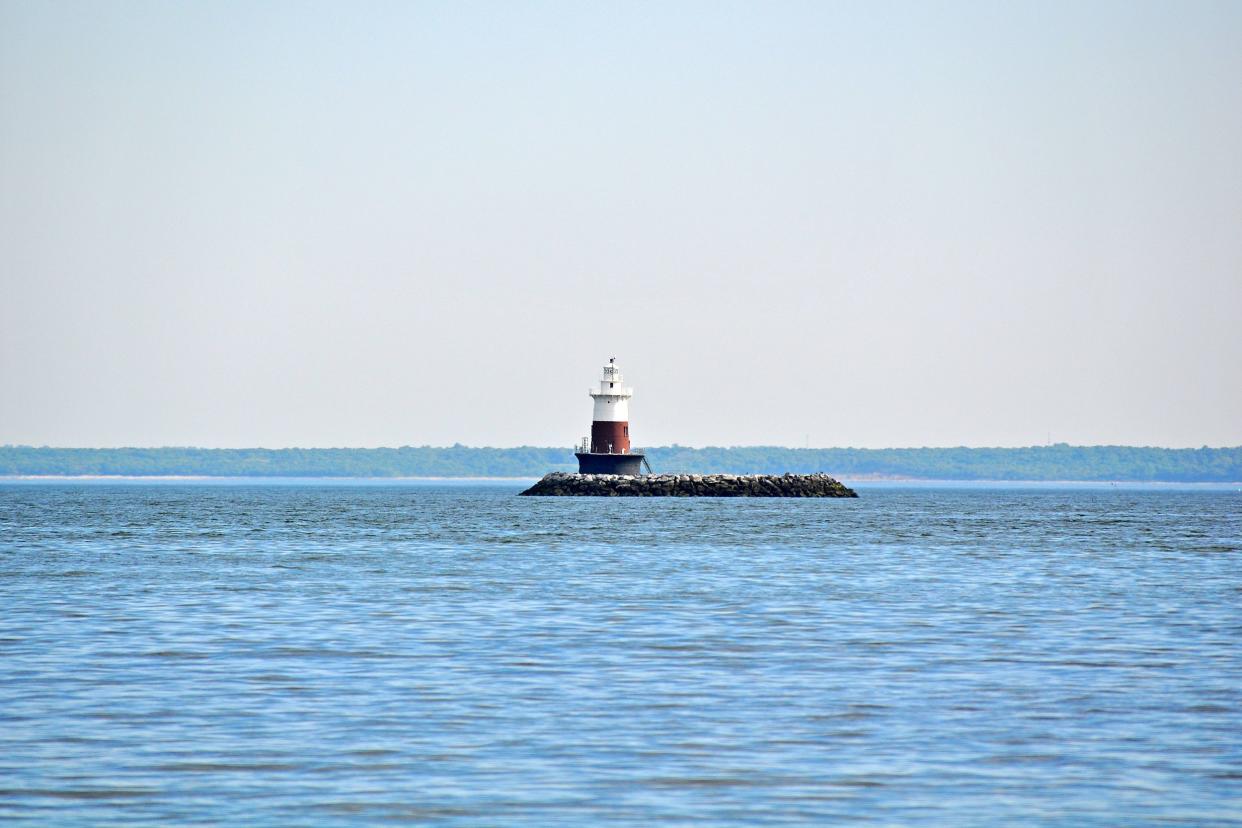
[577,437,645,456]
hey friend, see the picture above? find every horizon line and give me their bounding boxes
[5,443,1240,452]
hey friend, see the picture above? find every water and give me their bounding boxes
[1,482,1239,825]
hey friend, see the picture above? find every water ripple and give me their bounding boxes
[0,483,1239,825]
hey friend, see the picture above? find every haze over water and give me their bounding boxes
[2,482,1239,825]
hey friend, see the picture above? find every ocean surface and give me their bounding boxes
[1,481,1239,826]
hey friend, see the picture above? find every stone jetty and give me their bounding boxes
[519,472,857,498]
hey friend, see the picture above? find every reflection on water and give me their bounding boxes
[0,483,1239,825]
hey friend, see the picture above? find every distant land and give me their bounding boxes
[2,445,1239,483]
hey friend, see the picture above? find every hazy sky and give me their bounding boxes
[2,1,1240,449]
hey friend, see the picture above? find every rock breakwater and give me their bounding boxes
[520,472,857,498]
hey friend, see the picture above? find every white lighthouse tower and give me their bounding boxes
[575,358,647,475]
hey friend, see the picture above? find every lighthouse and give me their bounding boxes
[575,358,647,475]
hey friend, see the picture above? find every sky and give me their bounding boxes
[1,0,1240,449]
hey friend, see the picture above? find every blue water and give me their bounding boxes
[1,482,1239,825]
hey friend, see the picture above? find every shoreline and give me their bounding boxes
[0,474,542,483]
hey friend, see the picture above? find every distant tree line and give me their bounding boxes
[647,444,1242,482]
[1,444,1239,482]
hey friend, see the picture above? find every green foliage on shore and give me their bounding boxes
[1,444,1239,482]
[647,444,1242,482]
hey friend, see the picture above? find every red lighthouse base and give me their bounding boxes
[590,421,629,454]
[575,452,645,475]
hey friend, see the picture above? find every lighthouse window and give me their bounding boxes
[609,382,613,388]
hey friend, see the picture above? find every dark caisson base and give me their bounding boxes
[522,472,858,497]
[575,452,645,475]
